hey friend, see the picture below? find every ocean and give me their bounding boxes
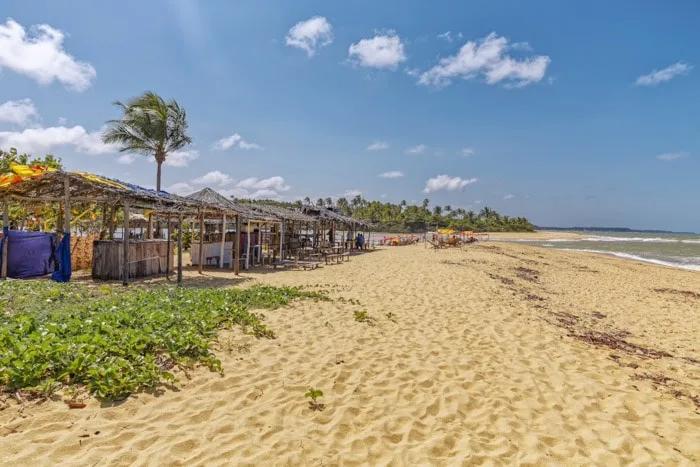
[506,232,700,272]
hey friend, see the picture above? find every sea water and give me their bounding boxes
[508,232,700,272]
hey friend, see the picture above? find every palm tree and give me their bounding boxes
[324,197,333,208]
[303,197,311,206]
[103,91,192,192]
[316,198,324,208]
[422,198,430,212]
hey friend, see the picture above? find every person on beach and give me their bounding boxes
[356,233,365,250]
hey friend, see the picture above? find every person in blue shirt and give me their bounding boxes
[356,233,365,250]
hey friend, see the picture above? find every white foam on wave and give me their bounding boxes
[583,236,680,243]
[561,248,700,272]
[513,238,579,243]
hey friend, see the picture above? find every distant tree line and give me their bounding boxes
[237,195,535,233]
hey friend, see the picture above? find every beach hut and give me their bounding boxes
[0,166,207,285]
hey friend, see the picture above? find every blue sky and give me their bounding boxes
[0,0,698,232]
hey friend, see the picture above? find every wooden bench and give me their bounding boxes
[340,252,350,262]
[325,254,341,264]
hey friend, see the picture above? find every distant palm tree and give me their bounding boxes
[304,197,311,206]
[316,198,324,208]
[422,198,430,212]
[479,207,495,219]
[103,91,192,192]
[325,197,333,208]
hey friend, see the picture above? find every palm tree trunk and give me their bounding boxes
[152,159,164,239]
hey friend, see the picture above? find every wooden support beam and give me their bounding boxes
[246,220,251,270]
[122,203,130,286]
[234,214,241,275]
[166,214,172,277]
[177,214,183,286]
[1,197,9,279]
[219,213,226,269]
[63,177,71,234]
[198,211,204,274]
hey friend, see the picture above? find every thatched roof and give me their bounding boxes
[246,203,317,223]
[186,188,278,222]
[0,170,199,213]
[301,206,370,227]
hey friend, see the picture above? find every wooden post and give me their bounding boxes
[108,205,116,239]
[246,220,251,270]
[234,214,241,275]
[122,203,130,286]
[198,211,204,274]
[219,213,226,269]
[1,197,8,279]
[166,214,172,277]
[280,218,285,261]
[177,213,183,286]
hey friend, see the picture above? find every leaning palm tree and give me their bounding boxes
[103,91,192,192]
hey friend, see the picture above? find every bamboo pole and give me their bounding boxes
[122,203,130,286]
[234,214,241,275]
[177,214,183,286]
[166,214,172,277]
[246,220,251,270]
[1,197,8,279]
[219,213,226,269]
[198,211,204,274]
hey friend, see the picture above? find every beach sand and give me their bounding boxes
[1,242,699,465]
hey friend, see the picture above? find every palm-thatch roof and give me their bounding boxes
[186,188,278,222]
[246,203,317,223]
[301,206,370,228]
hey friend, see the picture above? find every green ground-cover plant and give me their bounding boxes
[305,387,325,411]
[353,310,376,325]
[0,280,324,401]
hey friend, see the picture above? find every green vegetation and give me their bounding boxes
[305,387,325,411]
[102,91,192,192]
[239,196,535,233]
[0,280,323,401]
[353,310,376,325]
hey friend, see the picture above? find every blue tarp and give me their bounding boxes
[2,229,57,279]
[51,232,72,282]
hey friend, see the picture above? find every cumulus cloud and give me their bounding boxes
[344,189,362,197]
[348,31,407,70]
[0,19,96,91]
[473,200,483,205]
[166,182,195,195]
[461,147,474,157]
[117,154,136,165]
[656,152,688,161]
[503,194,515,200]
[212,133,261,151]
[192,170,232,186]
[406,144,426,154]
[0,124,116,155]
[165,150,199,167]
[285,16,333,57]
[418,32,550,88]
[635,62,692,86]
[423,175,478,193]
[378,171,404,179]
[367,141,389,151]
[0,99,38,126]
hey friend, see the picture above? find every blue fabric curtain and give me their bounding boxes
[51,232,72,282]
[0,226,7,273]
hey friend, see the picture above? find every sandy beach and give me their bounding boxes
[1,242,699,465]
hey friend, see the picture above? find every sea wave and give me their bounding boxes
[561,248,700,272]
[584,236,679,243]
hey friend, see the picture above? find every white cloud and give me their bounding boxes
[418,32,550,88]
[192,170,232,186]
[378,171,404,179]
[167,182,195,195]
[367,141,389,151]
[212,133,261,151]
[348,31,407,70]
[165,150,199,167]
[285,16,333,57]
[635,62,692,86]
[406,144,426,154]
[0,99,38,126]
[461,147,474,157]
[656,152,688,161]
[236,176,290,193]
[0,124,116,155]
[380,193,387,198]
[503,194,515,200]
[474,200,483,205]
[57,116,67,126]
[0,19,96,91]
[344,189,362,197]
[117,154,136,165]
[423,175,478,193]
[437,31,462,43]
